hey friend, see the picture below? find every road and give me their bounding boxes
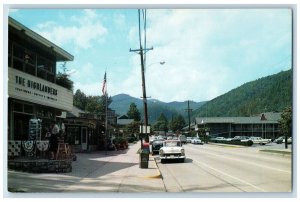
[156,143,292,193]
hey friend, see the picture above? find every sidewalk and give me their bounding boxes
[7,142,166,194]
[63,142,165,193]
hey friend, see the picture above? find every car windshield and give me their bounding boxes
[165,141,181,147]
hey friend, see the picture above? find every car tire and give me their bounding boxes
[161,159,165,164]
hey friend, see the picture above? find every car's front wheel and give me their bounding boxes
[161,159,165,164]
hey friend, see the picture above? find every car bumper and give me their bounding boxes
[160,155,186,160]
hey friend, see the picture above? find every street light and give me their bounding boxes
[145,61,165,70]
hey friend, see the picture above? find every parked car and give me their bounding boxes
[179,134,187,144]
[191,137,203,144]
[186,137,193,143]
[232,136,250,142]
[151,139,164,155]
[159,140,185,163]
[274,136,285,144]
[249,136,271,145]
[149,136,157,144]
[282,137,292,144]
[215,137,226,141]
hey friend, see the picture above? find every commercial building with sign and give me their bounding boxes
[8,17,74,141]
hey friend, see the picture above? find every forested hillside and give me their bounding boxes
[192,69,292,118]
[110,94,205,124]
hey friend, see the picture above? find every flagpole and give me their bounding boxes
[105,91,108,155]
[102,72,108,155]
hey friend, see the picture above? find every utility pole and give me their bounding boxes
[185,100,193,136]
[130,9,153,143]
[130,47,152,142]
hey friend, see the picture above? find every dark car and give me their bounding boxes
[151,139,164,155]
[274,136,284,144]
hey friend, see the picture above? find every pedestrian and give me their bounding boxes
[49,121,59,160]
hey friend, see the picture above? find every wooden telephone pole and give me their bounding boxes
[130,9,152,143]
[185,100,193,135]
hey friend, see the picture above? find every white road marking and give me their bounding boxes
[188,146,291,174]
[193,159,267,192]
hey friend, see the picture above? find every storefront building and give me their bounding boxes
[63,106,106,152]
[8,17,74,143]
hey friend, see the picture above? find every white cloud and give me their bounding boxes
[34,9,107,50]
[74,82,101,96]
[117,9,291,102]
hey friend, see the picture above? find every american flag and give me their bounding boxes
[102,72,107,95]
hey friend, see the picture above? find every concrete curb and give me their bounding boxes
[142,158,162,179]
[259,149,292,158]
[208,142,244,148]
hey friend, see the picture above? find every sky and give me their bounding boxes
[8,8,292,102]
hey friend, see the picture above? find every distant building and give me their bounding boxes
[116,115,135,137]
[194,112,281,139]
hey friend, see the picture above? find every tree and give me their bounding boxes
[279,106,292,149]
[169,114,186,132]
[125,121,141,136]
[153,113,168,132]
[85,95,112,116]
[85,96,102,114]
[279,106,292,137]
[127,103,141,121]
[56,72,74,91]
[73,89,87,110]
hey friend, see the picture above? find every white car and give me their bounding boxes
[159,140,185,163]
[186,137,193,143]
[191,137,202,144]
[249,136,271,145]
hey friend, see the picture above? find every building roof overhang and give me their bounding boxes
[9,17,74,61]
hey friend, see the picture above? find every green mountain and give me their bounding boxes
[110,94,206,124]
[192,69,292,119]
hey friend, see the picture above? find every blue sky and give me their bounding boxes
[8,8,292,102]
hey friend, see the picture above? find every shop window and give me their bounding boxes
[24,63,36,76]
[24,51,36,66]
[13,44,24,60]
[66,127,80,145]
[8,41,12,67]
[13,58,23,71]
[47,73,55,83]
[37,56,46,69]
[8,55,12,67]
[24,104,34,114]
[37,68,47,80]
[36,107,54,119]
[13,102,23,112]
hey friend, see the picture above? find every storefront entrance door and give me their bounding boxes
[13,112,31,140]
[81,127,88,151]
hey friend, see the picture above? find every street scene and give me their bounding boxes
[5,7,294,197]
[7,141,291,194]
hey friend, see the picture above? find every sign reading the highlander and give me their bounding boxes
[8,67,73,111]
